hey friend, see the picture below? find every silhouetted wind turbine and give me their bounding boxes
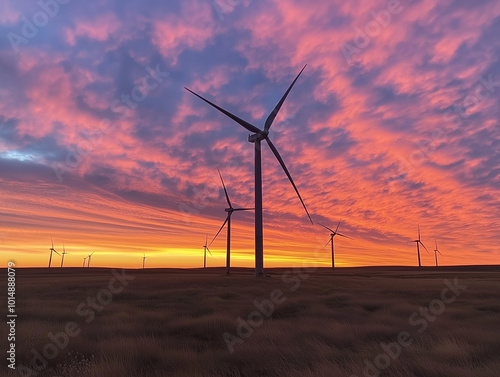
[203,236,212,269]
[186,65,312,277]
[434,240,443,267]
[319,220,353,268]
[60,244,69,268]
[210,168,253,274]
[87,251,95,267]
[48,237,60,268]
[412,225,429,267]
[142,253,148,269]
[83,257,87,267]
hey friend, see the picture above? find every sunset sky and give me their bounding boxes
[1,0,499,268]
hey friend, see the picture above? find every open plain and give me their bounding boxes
[1,266,499,377]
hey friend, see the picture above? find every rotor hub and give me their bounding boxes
[248,131,268,143]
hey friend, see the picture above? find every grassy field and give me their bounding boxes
[1,266,500,377]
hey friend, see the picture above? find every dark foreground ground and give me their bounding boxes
[1,265,500,377]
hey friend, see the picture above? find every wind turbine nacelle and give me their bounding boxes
[248,132,267,143]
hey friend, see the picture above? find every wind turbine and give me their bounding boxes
[434,240,443,267]
[142,253,148,269]
[60,244,69,267]
[87,251,95,268]
[203,236,212,269]
[83,257,87,268]
[48,237,60,268]
[319,220,352,268]
[186,65,312,277]
[210,168,253,274]
[412,225,429,267]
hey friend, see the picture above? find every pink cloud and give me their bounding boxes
[64,13,122,46]
[151,0,217,64]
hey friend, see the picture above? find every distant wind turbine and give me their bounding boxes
[319,220,353,268]
[210,168,253,274]
[142,253,148,269]
[87,251,95,268]
[434,240,443,267]
[412,225,429,267]
[83,257,88,267]
[203,236,212,269]
[186,65,312,277]
[60,244,69,267]
[48,237,60,268]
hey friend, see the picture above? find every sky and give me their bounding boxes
[1,0,499,269]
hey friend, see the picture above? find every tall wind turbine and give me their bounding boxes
[83,257,88,267]
[319,221,352,268]
[48,237,60,268]
[186,65,312,277]
[434,240,443,267]
[60,244,69,268]
[412,225,428,267]
[210,168,253,274]
[142,253,148,269]
[203,236,212,269]
[87,251,95,268]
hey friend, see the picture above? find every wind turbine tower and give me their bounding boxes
[60,244,69,267]
[186,65,312,276]
[434,240,443,267]
[319,220,352,268]
[48,237,60,268]
[412,225,429,267]
[210,168,253,274]
[87,251,95,268]
[203,236,212,269]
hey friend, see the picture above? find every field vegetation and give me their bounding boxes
[1,266,499,377]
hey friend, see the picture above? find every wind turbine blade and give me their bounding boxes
[233,208,254,211]
[437,250,443,256]
[54,250,61,256]
[318,223,336,234]
[207,247,212,257]
[264,65,307,132]
[217,167,232,208]
[209,216,229,246]
[185,88,262,134]
[335,219,341,233]
[51,236,54,249]
[418,225,421,241]
[420,241,429,253]
[337,233,353,240]
[265,137,313,224]
[324,238,332,248]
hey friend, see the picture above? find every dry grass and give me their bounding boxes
[1,266,499,377]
